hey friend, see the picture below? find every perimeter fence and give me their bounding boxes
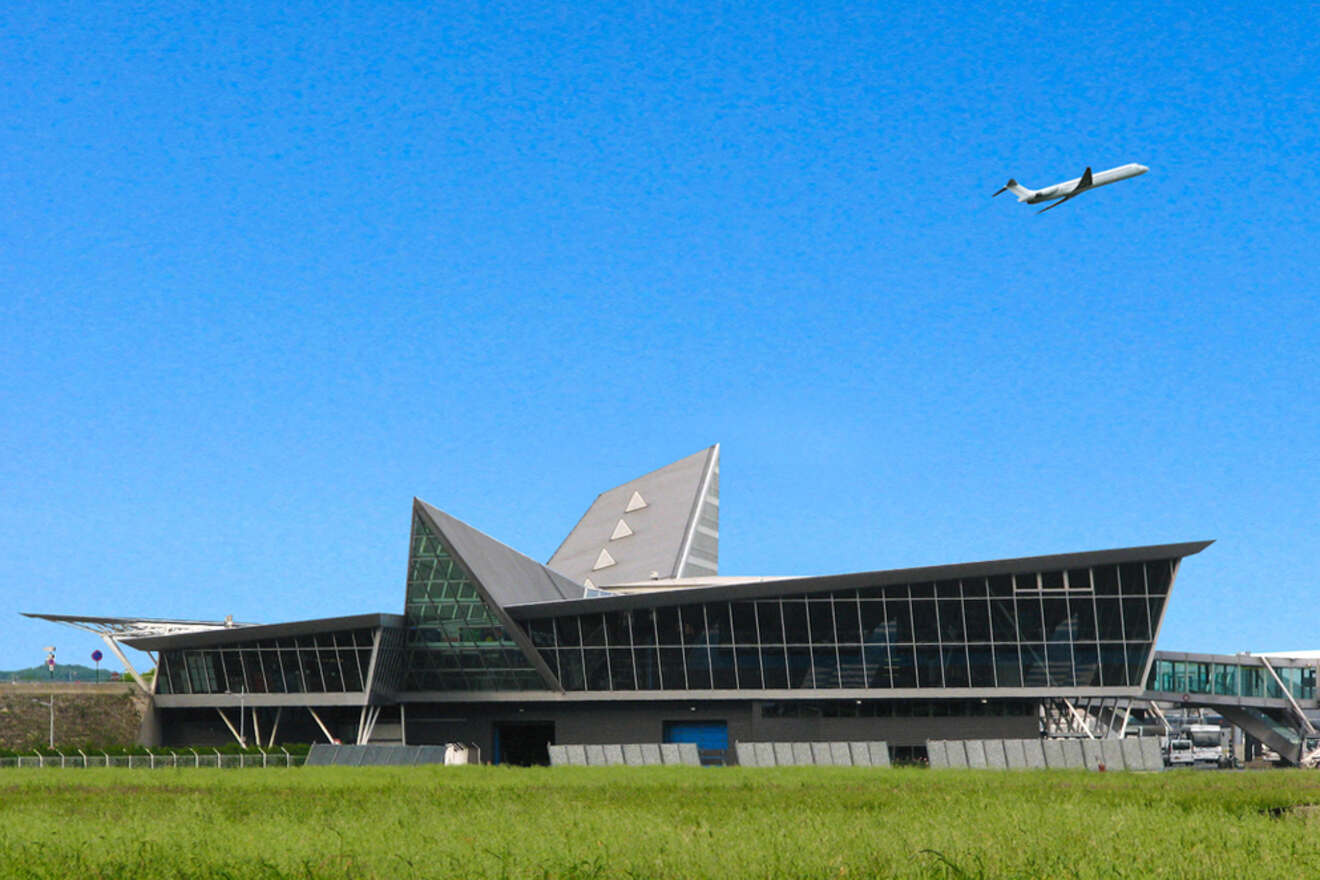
[0,749,307,769]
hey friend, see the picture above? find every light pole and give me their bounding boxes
[31,698,54,749]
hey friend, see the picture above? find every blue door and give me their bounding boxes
[663,720,728,764]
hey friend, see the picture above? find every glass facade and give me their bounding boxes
[522,559,1177,692]
[157,627,375,695]
[1148,658,1316,701]
[403,514,545,691]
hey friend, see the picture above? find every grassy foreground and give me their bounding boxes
[2,767,1320,879]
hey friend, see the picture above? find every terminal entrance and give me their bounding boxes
[493,721,554,766]
[663,720,728,765]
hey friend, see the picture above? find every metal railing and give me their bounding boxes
[0,748,307,769]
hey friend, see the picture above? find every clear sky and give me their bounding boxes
[2,1,1316,672]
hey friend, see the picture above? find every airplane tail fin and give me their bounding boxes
[992,178,1033,201]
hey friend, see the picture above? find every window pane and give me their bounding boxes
[786,647,813,687]
[608,648,635,690]
[583,648,610,689]
[656,607,682,645]
[808,602,836,644]
[735,648,763,689]
[834,597,861,643]
[760,646,788,688]
[915,647,943,687]
[912,601,938,642]
[711,647,737,689]
[756,602,784,644]
[658,647,686,688]
[964,600,991,642]
[730,603,758,644]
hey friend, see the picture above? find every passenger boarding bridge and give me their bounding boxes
[1043,652,1320,765]
[1141,651,1319,765]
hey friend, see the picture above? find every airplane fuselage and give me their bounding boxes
[1020,163,1148,203]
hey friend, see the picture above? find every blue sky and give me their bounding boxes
[2,1,1316,671]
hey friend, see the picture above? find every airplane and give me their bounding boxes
[993,163,1148,214]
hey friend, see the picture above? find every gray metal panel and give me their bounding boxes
[927,740,948,769]
[1081,739,1104,771]
[417,745,448,764]
[623,744,645,766]
[1003,739,1027,770]
[1061,739,1085,769]
[418,502,582,606]
[548,447,717,586]
[944,740,968,769]
[965,739,987,769]
[1023,739,1047,769]
[1100,739,1126,771]
[339,746,366,766]
[868,741,891,768]
[660,743,683,765]
[603,744,625,765]
[1140,737,1164,771]
[584,744,607,766]
[511,540,1214,618]
[547,745,569,767]
[734,742,755,767]
[848,742,871,767]
[829,741,853,767]
[565,744,588,766]
[772,742,795,766]
[754,742,776,767]
[305,744,338,766]
[791,742,813,765]
[677,743,701,766]
[640,743,662,765]
[984,739,1008,769]
[810,742,833,766]
[1042,739,1065,769]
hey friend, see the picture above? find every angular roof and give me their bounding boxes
[509,540,1215,618]
[416,500,583,606]
[548,445,720,587]
[118,613,405,650]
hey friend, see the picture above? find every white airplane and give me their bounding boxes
[993,163,1148,213]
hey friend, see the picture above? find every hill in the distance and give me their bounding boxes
[1,663,127,682]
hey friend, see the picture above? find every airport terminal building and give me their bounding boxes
[31,446,1225,764]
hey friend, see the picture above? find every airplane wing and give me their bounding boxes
[1036,195,1074,214]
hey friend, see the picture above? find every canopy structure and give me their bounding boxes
[20,612,257,694]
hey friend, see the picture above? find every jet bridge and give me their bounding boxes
[1143,651,1319,765]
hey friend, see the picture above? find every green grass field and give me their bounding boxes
[2,767,1320,879]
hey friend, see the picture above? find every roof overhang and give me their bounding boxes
[116,613,405,651]
[506,540,1214,619]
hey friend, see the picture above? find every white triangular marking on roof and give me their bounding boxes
[610,519,634,540]
[625,490,647,512]
[583,578,595,589]
[592,548,616,570]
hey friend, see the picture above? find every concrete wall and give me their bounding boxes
[402,700,1038,761]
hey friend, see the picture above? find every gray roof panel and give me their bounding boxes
[416,501,583,607]
[548,445,718,586]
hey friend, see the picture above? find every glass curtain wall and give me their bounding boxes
[156,628,375,695]
[524,559,1178,692]
[403,514,544,691]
